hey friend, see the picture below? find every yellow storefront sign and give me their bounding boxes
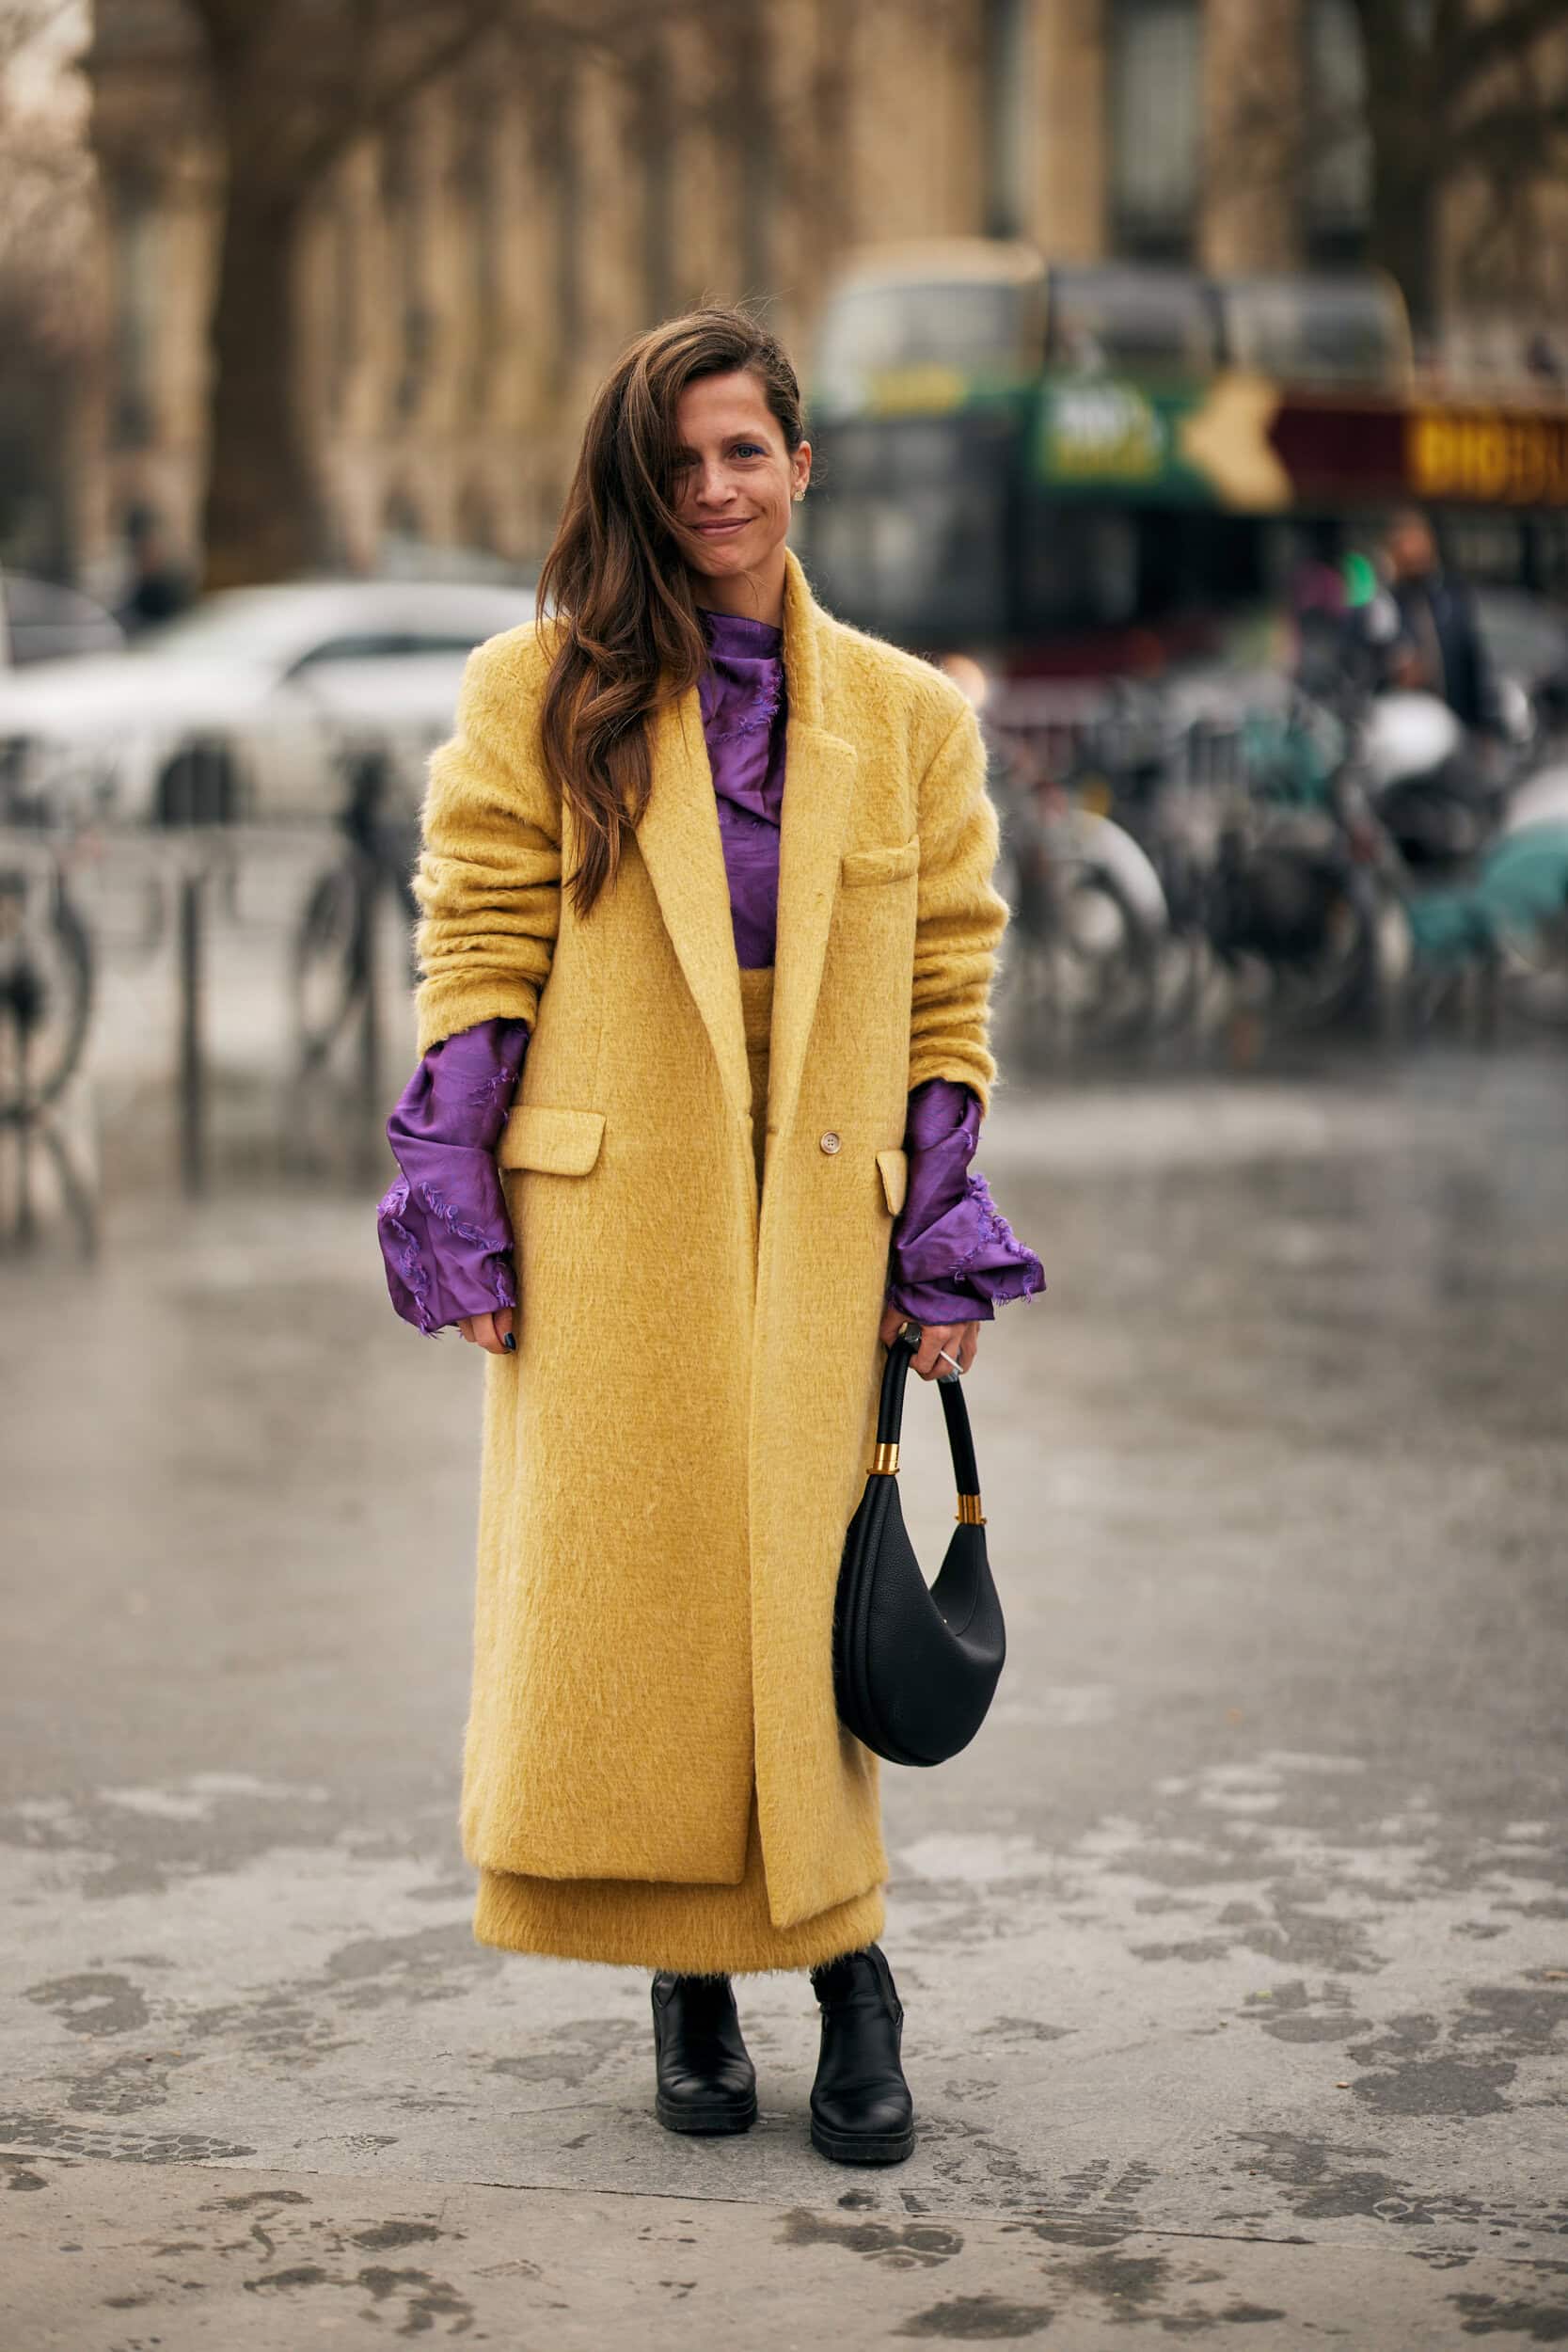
[1409,410,1568,505]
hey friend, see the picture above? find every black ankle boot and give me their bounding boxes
[650,1971,757,2136]
[808,1943,915,2165]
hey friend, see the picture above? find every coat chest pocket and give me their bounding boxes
[498,1104,606,1175]
[840,834,920,889]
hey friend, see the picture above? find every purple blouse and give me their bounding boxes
[378,607,1044,1336]
[699,607,787,967]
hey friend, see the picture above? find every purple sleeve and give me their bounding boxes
[376,1017,531,1337]
[885,1078,1046,1326]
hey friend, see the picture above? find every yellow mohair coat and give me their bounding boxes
[410,546,1009,1974]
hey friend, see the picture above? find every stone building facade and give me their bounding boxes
[73,0,1563,589]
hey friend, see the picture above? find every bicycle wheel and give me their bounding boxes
[293,858,367,1074]
[1051,859,1162,1050]
[0,869,96,1122]
[1497,914,1568,1029]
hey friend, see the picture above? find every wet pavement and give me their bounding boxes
[3,1045,1567,2347]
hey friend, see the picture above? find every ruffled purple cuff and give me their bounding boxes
[885,1078,1046,1326]
[377,1017,531,1336]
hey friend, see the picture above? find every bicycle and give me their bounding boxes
[985,706,1168,1057]
[292,744,420,1082]
[0,820,97,1128]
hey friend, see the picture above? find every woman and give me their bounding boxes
[377,307,1042,2167]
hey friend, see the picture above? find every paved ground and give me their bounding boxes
[3,1041,1567,2348]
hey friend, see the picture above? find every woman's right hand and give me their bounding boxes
[458,1306,516,1355]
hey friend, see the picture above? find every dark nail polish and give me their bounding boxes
[502,1332,516,1352]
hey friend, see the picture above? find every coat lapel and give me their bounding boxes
[639,686,752,1123]
[636,548,859,1140]
[769,550,859,1148]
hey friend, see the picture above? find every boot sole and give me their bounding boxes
[810,2115,916,2167]
[656,2090,758,2137]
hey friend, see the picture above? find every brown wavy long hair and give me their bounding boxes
[536,306,806,919]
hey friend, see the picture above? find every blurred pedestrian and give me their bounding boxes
[116,505,196,635]
[376,306,1042,2166]
[1288,521,1352,698]
[1365,506,1501,734]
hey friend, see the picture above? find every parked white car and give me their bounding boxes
[0,568,126,665]
[0,579,536,826]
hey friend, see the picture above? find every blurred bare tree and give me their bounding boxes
[168,0,869,588]
[180,0,527,587]
[1219,0,1568,335]
[0,0,99,570]
[1353,0,1568,332]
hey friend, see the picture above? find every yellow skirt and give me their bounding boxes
[472,961,886,1976]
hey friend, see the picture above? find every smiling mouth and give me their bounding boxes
[694,517,750,535]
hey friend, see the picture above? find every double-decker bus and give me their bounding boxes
[800,240,1568,676]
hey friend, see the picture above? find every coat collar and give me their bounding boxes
[637,547,859,1139]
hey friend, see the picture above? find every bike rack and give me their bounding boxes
[157,820,398,1194]
[166,832,242,1199]
[0,806,411,1253]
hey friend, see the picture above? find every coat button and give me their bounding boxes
[819,1130,842,1154]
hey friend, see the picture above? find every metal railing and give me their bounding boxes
[0,794,415,1252]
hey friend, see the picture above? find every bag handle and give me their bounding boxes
[873,1324,982,1516]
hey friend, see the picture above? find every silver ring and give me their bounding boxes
[937,1347,963,1373]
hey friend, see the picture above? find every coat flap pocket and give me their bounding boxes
[876,1146,910,1217]
[841,834,921,888]
[498,1104,606,1176]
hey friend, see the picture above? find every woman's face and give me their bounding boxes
[669,370,810,597]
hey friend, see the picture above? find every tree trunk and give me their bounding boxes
[1369,140,1440,342]
[200,170,319,589]
[1360,21,1442,343]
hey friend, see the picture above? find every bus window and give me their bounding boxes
[1217,273,1412,390]
[806,415,1014,641]
[1045,263,1219,378]
[812,246,1047,418]
[1017,506,1140,632]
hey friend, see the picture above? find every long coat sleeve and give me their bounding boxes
[409,637,563,1056]
[907,697,1008,1114]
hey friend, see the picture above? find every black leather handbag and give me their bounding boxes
[832,1324,1006,1767]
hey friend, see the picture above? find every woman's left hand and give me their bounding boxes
[879,1304,979,1381]
[458,1305,516,1355]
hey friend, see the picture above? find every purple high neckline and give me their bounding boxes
[697,607,783,650]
